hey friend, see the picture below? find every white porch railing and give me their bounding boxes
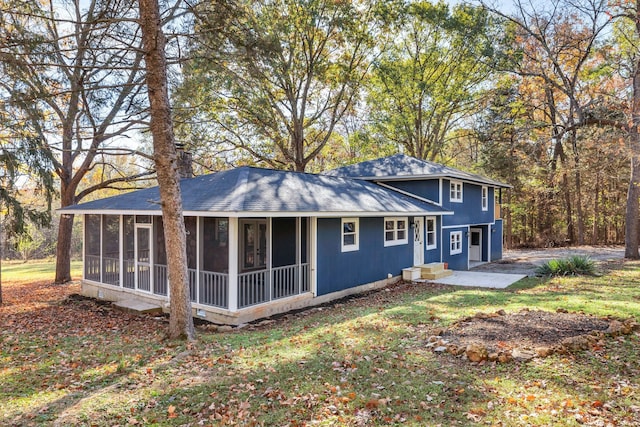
[123,260,135,289]
[154,264,168,296]
[199,270,228,309]
[86,257,307,311]
[85,255,101,282]
[239,264,310,308]
[238,270,269,309]
[102,257,120,285]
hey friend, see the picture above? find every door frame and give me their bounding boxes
[239,219,268,272]
[413,217,424,266]
[469,227,482,262]
[134,224,153,292]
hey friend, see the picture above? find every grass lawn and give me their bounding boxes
[1,260,639,426]
[1,259,82,284]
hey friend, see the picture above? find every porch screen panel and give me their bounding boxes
[185,217,197,302]
[85,214,101,281]
[102,215,120,285]
[153,217,167,296]
[200,218,229,308]
[202,218,229,273]
[272,218,296,268]
[301,218,308,264]
[123,216,135,288]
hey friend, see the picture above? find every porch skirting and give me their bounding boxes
[81,274,400,326]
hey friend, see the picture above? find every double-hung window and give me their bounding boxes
[384,217,408,246]
[450,231,462,255]
[481,186,488,211]
[450,180,463,202]
[426,217,437,250]
[341,218,359,252]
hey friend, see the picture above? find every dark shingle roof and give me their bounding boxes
[60,166,450,216]
[325,154,511,188]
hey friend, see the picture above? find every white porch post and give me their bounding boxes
[119,215,124,287]
[296,217,301,293]
[82,214,86,281]
[228,217,238,311]
[267,217,272,301]
[310,217,317,296]
[196,216,201,304]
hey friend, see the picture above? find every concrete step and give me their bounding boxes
[419,262,447,274]
[113,299,162,315]
[422,269,454,280]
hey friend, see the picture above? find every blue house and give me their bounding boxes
[61,154,509,325]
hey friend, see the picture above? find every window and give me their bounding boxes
[450,180,463,202]
[450,231,462,255]
[384,217,408,246]
[426,217,437,250]
[481,186,488,211]
[341,218,359,252]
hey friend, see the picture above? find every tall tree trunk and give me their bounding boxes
[592,173,600,245]
[55,178,76,283]
[570,130,584,245]
[627,10,640,259]
[139,0,195,339]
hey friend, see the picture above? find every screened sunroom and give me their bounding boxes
[83,214,311,312]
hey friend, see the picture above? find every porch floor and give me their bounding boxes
[418,270,526,289]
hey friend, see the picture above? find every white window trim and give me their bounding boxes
[481,186,488,211]
[450,180,463,203]
[341,217,359,252]
[425,216,437,250]
[450,231,462,255]
[384,217,409,247]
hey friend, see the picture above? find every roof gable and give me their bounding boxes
[325,154,510,188]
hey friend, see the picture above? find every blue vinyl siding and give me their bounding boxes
[316,217,413,296]
[442,180,494,227]
[386,180,440,203]
[443,227,468,270]
[491,219,503,261]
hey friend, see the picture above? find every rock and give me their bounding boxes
[217,325,233,332]
[624,318,639,331]
[535,346,553,357]
[434,346,447,353]
[432,328,445,337]
[561,335,590,351]
[465,343,488,363]
[605,320,624,336]
[498,352,512,363]
[447,344,465,356]
[488,352,499,362]
[511,348,536,361]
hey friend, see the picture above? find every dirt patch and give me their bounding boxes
[445,309,609,349]
[432,309,638,363]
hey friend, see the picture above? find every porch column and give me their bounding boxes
[228,217,238,311]
[119,215,124,287]
[310,217,317,296]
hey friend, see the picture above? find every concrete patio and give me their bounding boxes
[420,270,527,289]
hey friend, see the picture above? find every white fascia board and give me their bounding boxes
[57,208,164,216]
[61,209,453,218]
[353,174,512,189]
[442,222,493,229]
[374,181,440,206]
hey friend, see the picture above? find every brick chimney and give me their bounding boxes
[175,143,193,179]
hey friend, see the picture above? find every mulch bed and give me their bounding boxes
[443,309,611,350]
